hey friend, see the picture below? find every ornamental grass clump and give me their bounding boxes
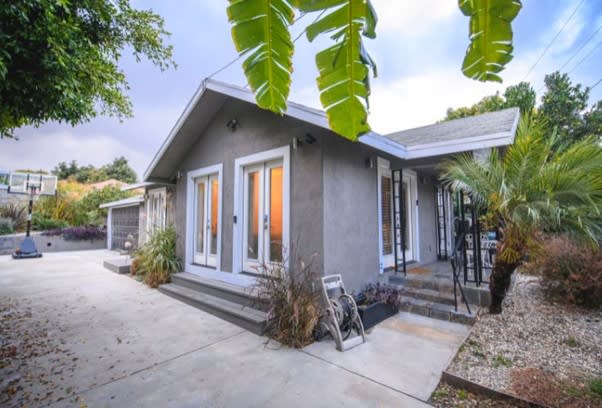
[134,227,181,288]
[255,251,321,349]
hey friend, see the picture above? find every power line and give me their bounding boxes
[522,0,586,81]
[569,37,602,74]
[556,23,602,73]
[206,12,309,81]
[590,78,602,90]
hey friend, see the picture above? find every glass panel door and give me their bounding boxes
[243,165,263,272]
[242,160,284,272]
[267,163,283,263]
[194,175,219,267]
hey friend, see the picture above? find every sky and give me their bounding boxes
[2,0,602,179]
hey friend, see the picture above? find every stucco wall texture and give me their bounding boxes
[168,98,441,292]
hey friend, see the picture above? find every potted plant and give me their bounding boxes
[355,283,402,330]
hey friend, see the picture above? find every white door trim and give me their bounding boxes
[185,163,223,274]
[233,146,290,274]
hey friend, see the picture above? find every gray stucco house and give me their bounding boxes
[141,79,519,299]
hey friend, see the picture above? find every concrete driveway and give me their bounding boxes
[0,250,469,407]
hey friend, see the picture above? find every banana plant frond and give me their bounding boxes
[459,0,522,82]
[227,0,295,114]
[298,0,377,141]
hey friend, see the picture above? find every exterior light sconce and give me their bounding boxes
[226,119,239,132]
[292,133,316,150]
[292,137,299,150]
[365,157,375,169]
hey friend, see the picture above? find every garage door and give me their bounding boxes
[111,206,139,251]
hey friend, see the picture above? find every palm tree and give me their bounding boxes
[441,116,602,314]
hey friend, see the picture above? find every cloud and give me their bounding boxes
[1,131,150,179]
[372,0,458,36]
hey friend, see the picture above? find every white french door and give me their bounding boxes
[242,160,284,272]
[193,174,219,267]
[378,160,417,270]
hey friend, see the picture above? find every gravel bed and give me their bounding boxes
[447,273,602,400]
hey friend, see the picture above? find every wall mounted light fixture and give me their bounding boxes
[226,119,239,132]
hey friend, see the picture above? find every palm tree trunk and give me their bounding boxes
[489,259,518,314]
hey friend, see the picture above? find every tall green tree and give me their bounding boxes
[226,0,522,141]
[100,157,137,183]
[503,82,536,116]
[445,81,535,120]
[442,117,602,314]
[0,0,175,137]
[540,71,592,146]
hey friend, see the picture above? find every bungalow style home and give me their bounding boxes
[136,79,519,333]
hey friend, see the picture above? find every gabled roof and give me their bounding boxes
[144,79,521,181]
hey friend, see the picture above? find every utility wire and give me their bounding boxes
[569,37,602,74]
[206,12,309,82]
[522,0,586,81]
[590,78,602,90]
[556,23,602,73]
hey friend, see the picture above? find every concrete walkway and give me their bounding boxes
[0,250,469,407]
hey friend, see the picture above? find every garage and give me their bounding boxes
[100,196,144,251]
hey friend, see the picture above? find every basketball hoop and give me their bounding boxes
[8,172,58,259]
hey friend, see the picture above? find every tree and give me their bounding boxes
[226,0,522,141]
[444,81,535,120]
[52,161,81,180]
[0,0,175,138]
[540,71,591,146]
[100,157,137,183]
[503,82,536,116]
[51,157,137,183]
[442,117,602,314]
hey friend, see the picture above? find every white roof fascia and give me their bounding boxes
[359,132,407,159]
[99,196,144,209]
[404,131,515,159]
[122,181,174,191]
[143,79,332,181]
[400,109,520,160]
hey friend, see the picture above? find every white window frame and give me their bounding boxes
[233,146,290,274]
[146,187,167,234]
[185,164,223,274]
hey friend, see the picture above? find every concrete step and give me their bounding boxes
[171,272,268,311]
[401,287,456,306]
[389,274,454,293]
[158,283,268,335]
[399,296,477,325]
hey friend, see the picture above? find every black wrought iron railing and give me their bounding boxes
[450,232,472,314]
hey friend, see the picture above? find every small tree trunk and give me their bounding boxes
[489,259,518,314]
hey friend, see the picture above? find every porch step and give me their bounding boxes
[389,274,454,293]
[399,297,477,325]
[171,272,268,311]
[158,283,268,335]
[401,287,456,306]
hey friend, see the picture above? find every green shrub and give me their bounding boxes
[133,227,181,288]
[31,213,68,231]
[255,251,321,349]
[527,237,602,309]
[0,222,13,235]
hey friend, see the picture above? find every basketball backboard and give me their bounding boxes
[8,172,57,196]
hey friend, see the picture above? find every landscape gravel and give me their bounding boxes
[448,273,602,394]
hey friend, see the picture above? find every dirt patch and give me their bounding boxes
[510,367,601,408]
[0,297,79,407]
